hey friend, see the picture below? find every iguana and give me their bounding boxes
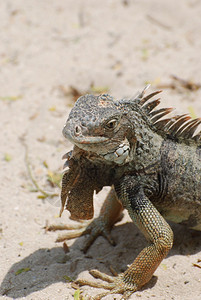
[49,86,201,299]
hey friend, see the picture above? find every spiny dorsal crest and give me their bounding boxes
[135,85,201,143]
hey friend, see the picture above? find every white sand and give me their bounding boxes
[0,1,201,299]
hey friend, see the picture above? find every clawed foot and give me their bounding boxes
[45,221,89,242]
[46,216,116,253]
[46,219,138,299]
[76,270,137,299]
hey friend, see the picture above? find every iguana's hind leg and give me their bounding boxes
[46,187,123,252]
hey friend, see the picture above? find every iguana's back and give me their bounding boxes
[155,139,201,230]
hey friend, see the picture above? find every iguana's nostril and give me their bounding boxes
[74,125,81,136]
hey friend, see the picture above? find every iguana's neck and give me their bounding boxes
[127,114,163,171]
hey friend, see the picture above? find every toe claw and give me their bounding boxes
[55,227,87,242]
[82,232,100,253]
[90,270,114,283]
[121,290,133,299]
[46,222,86,232]
[75,278,111,290]
[102,230,116,246]
[92,291,113,300]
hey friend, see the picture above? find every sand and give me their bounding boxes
[0,0,201,299]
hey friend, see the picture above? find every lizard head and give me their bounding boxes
[62,86,173,166]
[63,94,132,165]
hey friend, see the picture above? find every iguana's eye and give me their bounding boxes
[105,119,118,130]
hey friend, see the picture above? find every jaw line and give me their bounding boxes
[76,136,109,144]
[63,128,109,145]
[66,134,109,146]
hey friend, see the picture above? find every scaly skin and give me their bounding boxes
[49,86,201,299]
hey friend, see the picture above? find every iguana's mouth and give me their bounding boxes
[63,126,109,145]
[75,136,109,144]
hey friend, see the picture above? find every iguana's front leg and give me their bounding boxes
[118,185,173,290]
[47,187,123,252]
[76,183,173,299]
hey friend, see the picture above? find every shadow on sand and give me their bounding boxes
[1,221,201,298]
